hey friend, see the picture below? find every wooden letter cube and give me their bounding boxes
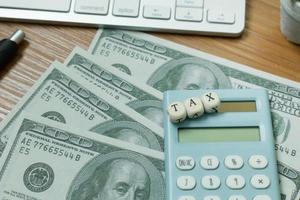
[184,97,204,118]
[201,92,221,113]
[168,101,187,123]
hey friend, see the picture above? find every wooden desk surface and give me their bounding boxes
[0,0,299,121]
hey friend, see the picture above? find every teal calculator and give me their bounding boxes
[163,89,280,200]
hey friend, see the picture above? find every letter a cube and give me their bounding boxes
[184,97,204,119]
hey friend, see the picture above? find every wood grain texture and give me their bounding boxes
[0,0,299,122]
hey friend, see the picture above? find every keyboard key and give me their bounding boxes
[176,156,195,170]
[201,175,221,189]
[0,0,71,12]
[200,155,219,170]
[178,196,196,200]
[175,7,203,22]
[226,175,246,189]
[176,0,204,8]
[207,10,235,24]
[177,176,196,190]
[250,175,270,189]
[229,195,247,200]
[113,0,140,17]
[249,155,268,169]
[224,155,244,169]
[253,195,272,200]
[143,5,171,20]
[75,0,110,15]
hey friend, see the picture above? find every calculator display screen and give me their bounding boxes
[178,127,260,143]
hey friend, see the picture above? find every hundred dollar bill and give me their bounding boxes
[0,61,164,169]
[89,29,300,200]
[0,115,165,200]
[64,47,164,128]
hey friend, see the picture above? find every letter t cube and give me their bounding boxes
[168,102,187,123]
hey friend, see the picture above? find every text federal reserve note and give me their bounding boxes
[0,116,165,200]
[89,29,300,200]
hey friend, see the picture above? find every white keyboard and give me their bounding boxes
[0,0,246,36]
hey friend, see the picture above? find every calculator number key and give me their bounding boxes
[253,195,271,200]
[176,156,195,170]
[226,175,246,189]
[229,195,246,200]
[250,174,270,189]
[178,196,196,200]
[200,156,219,170]
[201,175,221,189]
[177,176,196,190]
[249,155,268,169]
[204,195,221,200]
[225,155,244,169]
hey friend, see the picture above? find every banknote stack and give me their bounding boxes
[0,29,299,200]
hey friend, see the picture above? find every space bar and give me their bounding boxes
[0,0,72,12]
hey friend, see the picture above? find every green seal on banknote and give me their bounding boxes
[23,162,54,193]
[147,57,232,91]
[67,151,165,200]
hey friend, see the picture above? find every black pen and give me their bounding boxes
[0,30,25,67]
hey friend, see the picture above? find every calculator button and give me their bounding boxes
[176,156,195,170]
[250,175,270,189]
[178,196,196,200]
[175,7,203,22]
[177,176,196,190]
[249,155,268,169]
[200,156,219,170]
[201,175,221,189]
[226,175,246,189]
[207,10,235,24]
[228,195,247,200]
[204,195,221,200]
[253,195,271,200]
[143,5,171,20]
[224,155,244,169]
[113,0,140,17]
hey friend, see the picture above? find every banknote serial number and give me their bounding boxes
[19,138,81,161]
[275,144,296,157]
[41,86,95,121]
[100,42,156,64]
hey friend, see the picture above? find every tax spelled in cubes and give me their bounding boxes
[201,92,221,113]
[168,101,187,123]
[184,97,204,119]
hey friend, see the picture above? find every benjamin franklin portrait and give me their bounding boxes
[128,100,163,128]
[90,121,162,151]
[67,151,165,200]
[147,57,232,91]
